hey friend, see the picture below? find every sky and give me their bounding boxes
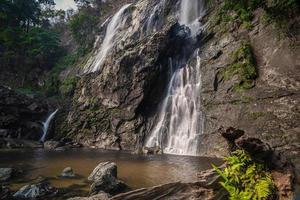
[54,0,77,10]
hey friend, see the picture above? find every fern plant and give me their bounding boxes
[213,150,275,200]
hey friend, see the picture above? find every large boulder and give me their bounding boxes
[88,162,128,195]
[88,162,117,182]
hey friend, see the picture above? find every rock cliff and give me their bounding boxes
[59,0,299,170]
[0,86,48,145]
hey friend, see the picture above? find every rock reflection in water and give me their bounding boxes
[0,149,222,191]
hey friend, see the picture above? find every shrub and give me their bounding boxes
[213,150,276,200]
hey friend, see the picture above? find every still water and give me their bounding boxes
[0,149,222,192]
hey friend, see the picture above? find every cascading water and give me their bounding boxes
[40,109,58,142]
[145,0,166,35]
[145,0,205,156]
[84,4,132,73]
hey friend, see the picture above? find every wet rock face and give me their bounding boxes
[61,0,186,151]
[0,86,48,143]
[197,4,300,169]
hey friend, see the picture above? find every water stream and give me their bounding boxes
[40,109,59,142]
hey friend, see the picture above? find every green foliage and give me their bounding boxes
[69,10,97,48]
[43,45,92,97]
[223,41,257,92]
[0,0,62,86]
[59,76,78,96]
[213,150,275,200]
[212,0,299,32]
[15,87,44,97]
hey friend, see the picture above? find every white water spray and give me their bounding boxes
[146,0,205,156]
[84,4,132,73]
[146,51,203,155]
[40,109,58,142]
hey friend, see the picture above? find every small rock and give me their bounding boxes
[61,167,76,178]
[55,146,67,151]
[142,146,161,155]
[0,168,13,182]
[44,140,61,150]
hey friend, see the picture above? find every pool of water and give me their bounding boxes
[0,149,222,192]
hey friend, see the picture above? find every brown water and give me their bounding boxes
[0,149,222,192]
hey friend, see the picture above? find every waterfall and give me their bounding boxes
[40,109,58,142]
[179,0,205,36]
[179,0,203,25]
[146,51,203,155]
[145,0,166,35]
[84,4,132,73]
[145,0,205,156]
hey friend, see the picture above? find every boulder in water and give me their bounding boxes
[0,168,13,182]
[61,167,76,178]
[88,162,117,182]
[13,182,57,199]
[88,162,128,195]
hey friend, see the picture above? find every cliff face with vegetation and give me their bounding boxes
[0,0,299,170]
[56,0,300,167]
[197,0,300,164]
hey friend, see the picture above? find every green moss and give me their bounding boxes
[59,76,78,96]
[15,87,43,97]
[210,0,299,33]
[248,111,267,120]
[213,150,276,200]
[241,96,255,103]
[223,41,257,92]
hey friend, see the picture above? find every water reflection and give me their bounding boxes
[0,149,222,190]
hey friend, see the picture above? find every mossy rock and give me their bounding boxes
[223,41,257,92]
